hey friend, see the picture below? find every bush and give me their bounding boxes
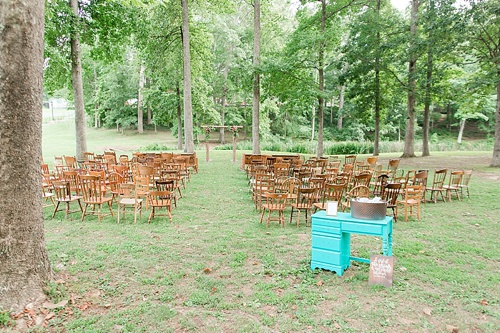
[141,143,170,151]
[325,141,374,155]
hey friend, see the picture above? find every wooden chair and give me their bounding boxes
[63,155,78,169]
[413,170,428,202]
[254,176,275,211]
[426,169,447,203]
[290,187,316,227]
[147,190,173,223]
[371,173,390,196]
[260,192,288,228]
[273,162,290,178]
[387,158,400,179]
[79,174,114,222]
[397,184,422,222]
[116,182,143,224]
[344,155,357,166]
[341,185,370,212]
[282,177,302,204]
[459,169,472,198]
[155,179,178,208]
[83,152,95,162]
[443,170,463,202]
[161,169,183,199]
[351,172,372,189]
[313,183,346,212]
[51,180,83,219]
[308,177,326,203]
[42,182,55,208]
[381,183,401,222]
[62,170,81,195]
[134,175,151,209]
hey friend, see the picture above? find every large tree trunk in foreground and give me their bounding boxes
[252,0,261,155]
[0,0,52,311]
[181,0,195,153]
[70,0,87,161]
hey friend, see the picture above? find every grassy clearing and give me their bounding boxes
[14,124,500,332]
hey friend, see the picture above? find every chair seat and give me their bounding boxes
[119,197,143,205]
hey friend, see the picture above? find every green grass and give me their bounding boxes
[25,124,500,332]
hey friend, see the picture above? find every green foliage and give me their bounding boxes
[141,143,172,151]
[0,312,13,327]
[325,141,374,155]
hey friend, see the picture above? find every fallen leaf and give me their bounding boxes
[423,307,432,316]
[480,299,488,306]
[316,280,324,286]
[203,267,212,274]
[78,302,92,311]
[446,324,459,333]
[45,313,55,320]
[55,300,68,308]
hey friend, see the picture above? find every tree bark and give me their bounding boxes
[220,62,230,144]
[137,63,145,134]
[316,0,326,158]
[457,118,465,144]
[491,74,500,167]
[402,0,419,158]
[252,0,261,155]
[373,0,381,156]
[422,0,435,157]
[93,63,99,128]
[181,0,195,153]
[337,85,345,130]
[0,0,52,310]
[176,82,183,150]
[70,0,87,162]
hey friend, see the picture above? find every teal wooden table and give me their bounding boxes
[310,211,393,276]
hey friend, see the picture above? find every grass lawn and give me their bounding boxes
[6,123,499,332]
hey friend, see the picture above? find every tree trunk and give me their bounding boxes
[70,0,87,162]
[316,0,326,158]
[337,85,345,130]
[93,63,99,128]
[220,62,229,144]
[176,82,183,150]
[402,0,419,158]
[422,50,433,156]
[181,0,195,153]
[422,0,435,157]
[252,0,261,155]
[457,118,465,144]
[0,0,52,310]
[373,0,381,156]
[137,63,145,134]
[491,74,500,167]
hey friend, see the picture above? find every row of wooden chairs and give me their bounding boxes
[42,151,199,223]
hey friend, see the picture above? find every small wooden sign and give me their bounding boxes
[369,255,394,287]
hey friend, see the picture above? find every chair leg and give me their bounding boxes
[52,201,61,219]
